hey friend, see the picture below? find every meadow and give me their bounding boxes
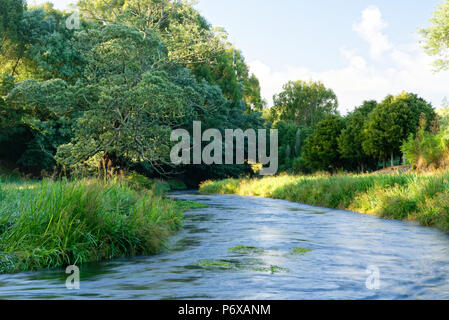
[200,171,449,232]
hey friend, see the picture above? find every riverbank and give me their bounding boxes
[0,177,204,274]
[200,171,449,232]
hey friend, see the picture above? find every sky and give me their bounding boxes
[29,0,449,113]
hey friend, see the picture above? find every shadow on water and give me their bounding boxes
[2,191,449,299]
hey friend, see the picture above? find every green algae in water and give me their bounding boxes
[197,259,240,270]
[251,265,290,274]
[291,247,312,255]
[228,245,265,254]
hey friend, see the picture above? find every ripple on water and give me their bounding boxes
[2,192,449,300]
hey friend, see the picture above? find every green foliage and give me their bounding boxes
[271,80,338,127]
[302,115,345,171]
[274,121,312,173]
[363,92,436,166]
[420,0,449,71]
[338,101,377,171]
[401,117,448,169]
[0,0,25,73]
[0,1,265,181]
[78,0,227,65]
[125,172,169,194]
[0,178,189,273]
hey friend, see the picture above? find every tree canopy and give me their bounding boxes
[271,80,338,127]
[420,0,449,71]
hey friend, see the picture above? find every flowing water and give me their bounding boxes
[1,192,449,300]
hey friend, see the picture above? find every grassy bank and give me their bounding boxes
[200,171,449,232]
[0,177,202,274]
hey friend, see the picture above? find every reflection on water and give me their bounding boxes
[1,192,449,300]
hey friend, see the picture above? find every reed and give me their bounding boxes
[0,178,191,273]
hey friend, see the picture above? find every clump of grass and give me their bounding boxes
[200,171,449,233]
[291,247,312,255]
[0,178,195,274]
[228,245,264,254]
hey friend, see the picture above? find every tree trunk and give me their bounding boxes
[391,151,394,168]
[383,158,386,169]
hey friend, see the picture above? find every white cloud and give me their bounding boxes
[353,6,392,60]
[250,7,449,114]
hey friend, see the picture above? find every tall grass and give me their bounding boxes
[0,178,186,273]
[200,171,449,232]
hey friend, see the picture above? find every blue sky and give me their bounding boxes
[30,0,449,113]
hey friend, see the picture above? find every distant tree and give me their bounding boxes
[243,74,266,112]
[302,115,344,171]
[274,121,312,171]
[363,92,436,168]
[420,0,449,71]
[272,80,338,127]
[338,100,377,172]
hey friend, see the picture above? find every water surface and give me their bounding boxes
[1,192,449,299]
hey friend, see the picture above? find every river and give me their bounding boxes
[1,192,449,299]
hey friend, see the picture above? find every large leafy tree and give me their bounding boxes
[363,92,436,167]
[420,0,449,71]
[77,0,226,66]
[55,23,189,169]
[302,114,345,171]
[271,80,338,127]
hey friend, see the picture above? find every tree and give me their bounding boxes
[55,23,189,170]
[338,100,377,172]
[192,47,265,112]
[420,0,449,71]
[0,0,25,66]
[274,120,312,171]
[363,92,436,168]
[1,5,84,82]
[272,80,338,127]
[4,78,76,171]
[302,115,344,171]
[77,0,226,66]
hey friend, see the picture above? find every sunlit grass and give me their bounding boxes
[200,171,449,232]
